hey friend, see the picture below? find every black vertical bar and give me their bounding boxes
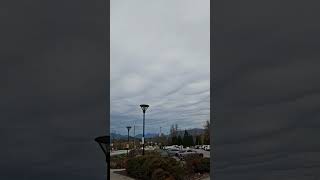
[127,129,129,156]
[143,111,145,155]
[106,0,110,178]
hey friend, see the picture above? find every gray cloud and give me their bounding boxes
[110,0,210,135]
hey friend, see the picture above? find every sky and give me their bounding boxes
[110,0,210,135]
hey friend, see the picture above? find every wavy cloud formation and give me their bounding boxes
[111,0,210,135]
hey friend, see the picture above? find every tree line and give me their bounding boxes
[169,120,210,147]
[111,120,211,149]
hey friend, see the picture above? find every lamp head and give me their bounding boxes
[94,136,110,162]
[140,104,149,113]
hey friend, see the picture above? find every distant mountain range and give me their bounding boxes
[110,128,205,140]
[176,128,205,137]
[110,133,159,140]
[134,133,159,139]
[110,133,128,140]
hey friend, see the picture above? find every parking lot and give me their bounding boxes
[111,147,210,157]
[191,148,210,158]
[110,150,128,156]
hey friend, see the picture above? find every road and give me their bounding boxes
[111,148,210,157]
[110,150,130,156]
[110,169,134,180]
[110,169,209,180]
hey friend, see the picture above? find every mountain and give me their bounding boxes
[110,133,127,140]
[175,128,205,137]
[110,132,154,140]
[134,133,159,139]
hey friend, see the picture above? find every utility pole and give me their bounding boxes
[126,126,132,156]
[133,125,136,149]
[140,104,149,155]
[112,130,115,151]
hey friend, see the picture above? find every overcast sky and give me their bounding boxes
[110,0,210,135]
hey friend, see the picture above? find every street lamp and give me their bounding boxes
[94,136,110,180]
[126,126,132,156]
[140,104,149,155]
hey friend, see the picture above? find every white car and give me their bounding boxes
[204,145,210,151]
[167,148,180,157]
[163,145,176,150]
[140,146,156,150]
[177,149,203,160]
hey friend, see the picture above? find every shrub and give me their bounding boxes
[126,155,185,180]
[110,154,128,169]
[126,155,148,179]
[183,153,203,161]
[151,168,173,180]
[195,158,210,173]
[128,149,161,157]
[184,156,210,174]
[128,149,141,157]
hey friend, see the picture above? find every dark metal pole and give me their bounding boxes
[94,136,110,180]
[140,104,149,156]
[143,111,145,155]
[127,128,129,156]
[106,156,110,180]
[133,125,135,149]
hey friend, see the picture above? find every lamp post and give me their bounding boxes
[133,123,136,149]
[140,104,149,155]
[94,136,110,180]
[126,126,132,156]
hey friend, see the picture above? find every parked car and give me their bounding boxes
[167,148,180,157]
[159,149,169,157]
[164,145,182,150]
[176,150,186,157]
[201,145,210,150]
[177,149,203,160]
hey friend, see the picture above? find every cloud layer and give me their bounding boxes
[111,0,210,135]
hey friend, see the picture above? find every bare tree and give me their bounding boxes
[203,120,210,145]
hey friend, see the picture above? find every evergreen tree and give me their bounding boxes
[189,135,194,146]
[183,130,195,147]
[196,135,202,145]
[170,124,178,145]
[172,136,177,145]
[183,130,188,147]
[203,120,210,145]
[177,135,183,146]
[195,136,199,145]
